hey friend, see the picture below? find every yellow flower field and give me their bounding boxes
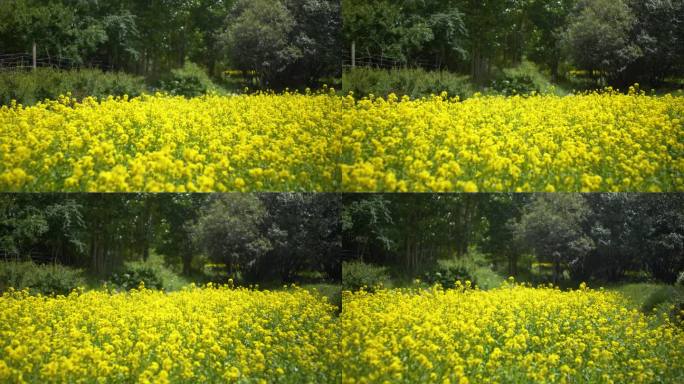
[342,283,684,384]
[0,93,344,192]
[339,91,683,192]
[1,90,682,192]
[0,285,340,384]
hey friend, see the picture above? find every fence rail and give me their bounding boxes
[0,53,112,72]
[342,52,442,71]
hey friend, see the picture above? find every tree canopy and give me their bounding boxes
[0,0,340,87]
[343,0,684,86]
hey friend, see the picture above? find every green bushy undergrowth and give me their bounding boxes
[639,284,684,326]
[490,61,560,96]
[0,261,85,295]
[107,254,188,291]
[343,67,473,99]
[160,62,219,97]
[424,259,478,289]
[0,68,146,105]
[342,261,389,292]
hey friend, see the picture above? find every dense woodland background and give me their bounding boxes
[0,0,341,97]
[342,194,684,287]
[343,0,684,96]
[0,194,341,295]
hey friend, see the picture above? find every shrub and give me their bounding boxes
[108,254,188,291]
[641,285,684,313]
[424,259,477,289]
[0,68,146,105]
[109,264,164,290]
[343,67,473,99]
[342,261,389,292]
[160,62,219,97]
[490,74,538,96]
[0,261,85,295]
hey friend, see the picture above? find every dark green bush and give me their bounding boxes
[671,299,684,326]
[641,285,684,313]
[424,259,477,289]
[109,264,164,290]
[343,67,473,99]
[489,61,559,96]
[0,261,85,295]
[490,74,538,96]
[342,261,389,292]
[0,68,146,105]
[160,62,219,97]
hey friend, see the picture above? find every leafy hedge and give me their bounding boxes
[342,261,389,292]
[343,67,473,99]
[0,68,146,105]
[0,261,85,295]
[424,259,477,289]
[159,62,219,97]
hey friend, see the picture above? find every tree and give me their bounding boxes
[480,194,530,277]
[343,0,466,69]
[511,194,594,284]
[156,194,206,276]
[256,194,341,282]
[527,0,577,80]
[191,194,271,276]
[221,0,301,87]
[561,0,641,84]
[626,0,684,85]
[0,195,48,261]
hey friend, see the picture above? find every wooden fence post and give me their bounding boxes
[32,42,37,70]
[351,41,356,68]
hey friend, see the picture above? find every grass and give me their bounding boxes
[608,283,667,309]
[606,283,684,324]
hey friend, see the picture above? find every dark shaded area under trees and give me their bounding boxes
[0,0,341,89]
[342,194,684,285]
[343,0,684,89]
[0,193,342,288]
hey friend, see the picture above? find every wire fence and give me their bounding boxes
[0,53,113,72]
[342,51,442,71]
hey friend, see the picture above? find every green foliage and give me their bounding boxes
[490,62,560,96]
[0,69,145,105]
[343,67,473,99]
[671,299,684,326]
[561,0,640,83]
[191,194,271,276]
[342,261,389,292]
[109,264,164,291]
[424,259,477,289]
[490,75,538,96]
[343,0,466,68]
[0,261,85,295]
[159,62,219,97]
[641,285,684,313]
[611,283,666,310]
[221,0,340,88]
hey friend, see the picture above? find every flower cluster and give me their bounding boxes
[0,285,340,383]
[339,91,683,192]
[342,283,684,383]
[0,93,343,192]
[1,90,681,192]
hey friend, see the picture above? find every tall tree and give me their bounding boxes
[511,194,594,284]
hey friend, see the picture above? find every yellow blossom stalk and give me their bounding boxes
[1,89,682,192]
[0,285,340,383]
[342,283,684,384]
